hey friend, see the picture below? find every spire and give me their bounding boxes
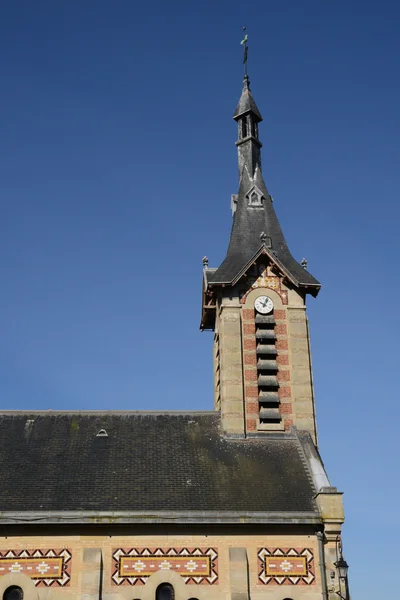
[233,75,263,178]
[234,29,262,122]
[206,49,320,294]
[232,29,264,178]
[233,74,263,122]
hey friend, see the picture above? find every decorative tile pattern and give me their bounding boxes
[258,548,315,585]
[112,547,218,586]
[240,264,288,305]
[253,274,280,290]
[0,549,71,587]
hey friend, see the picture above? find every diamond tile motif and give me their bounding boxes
[112,548,218,586]
[0,549,71,587]
[258,547,315,585]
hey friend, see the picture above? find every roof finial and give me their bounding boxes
[240,26,248,78]
[202,256,209,268]
[301,257,308,269]
[260,231,267,245]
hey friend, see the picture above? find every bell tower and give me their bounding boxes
[201,73,321,442]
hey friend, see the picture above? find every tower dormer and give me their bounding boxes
[201,69,321,442]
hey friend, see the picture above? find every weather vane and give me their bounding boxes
[240,26,248,76]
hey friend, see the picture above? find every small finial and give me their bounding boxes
[301,257,308,269]
[202,256,209,267]
[260,231,267,244]
[240,26,248,76]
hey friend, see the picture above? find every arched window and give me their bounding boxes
[156,583,174,600]
[188,597,199,600]
[3,587,23,600]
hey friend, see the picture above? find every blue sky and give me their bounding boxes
[1,1,399,597]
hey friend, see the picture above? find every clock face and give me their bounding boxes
[254,295,274,314]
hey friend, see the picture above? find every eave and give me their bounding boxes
[0,510,322,526]
[209,245,321,297]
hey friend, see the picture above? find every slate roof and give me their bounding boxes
[233,75,263,121]
[208,76,321,293]
[0,412,318,516]
[208,166,320,290]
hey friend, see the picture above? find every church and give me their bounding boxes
[0,58,350,600]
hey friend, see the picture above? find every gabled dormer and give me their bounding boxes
[246,184,264,207]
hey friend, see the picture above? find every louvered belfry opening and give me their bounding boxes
[256,311,281,424]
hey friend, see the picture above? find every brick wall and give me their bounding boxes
[242,289,293,433]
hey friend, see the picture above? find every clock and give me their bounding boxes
[254,295,274,314]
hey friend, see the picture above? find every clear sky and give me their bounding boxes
[1,1,399,597]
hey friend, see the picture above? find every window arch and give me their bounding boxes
[156,583,175,600]
[3,587,23,600]
[241,118,247,138]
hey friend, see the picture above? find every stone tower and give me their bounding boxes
[201,73,321,442]
[199,70,350,600]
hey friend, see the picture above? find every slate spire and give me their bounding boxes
[233,74,263,178]
[207,75,321,293]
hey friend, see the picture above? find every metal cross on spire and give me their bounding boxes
[240,26,248,76]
